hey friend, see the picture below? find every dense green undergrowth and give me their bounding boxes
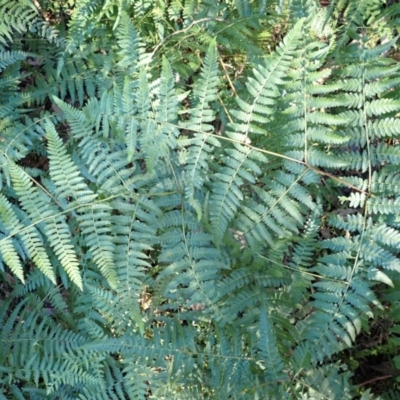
[2,0,400,398]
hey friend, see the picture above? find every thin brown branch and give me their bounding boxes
[358,374,392,387]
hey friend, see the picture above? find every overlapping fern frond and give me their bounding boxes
[2,0,400,399]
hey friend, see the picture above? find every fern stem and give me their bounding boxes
[207,132,374,196]
[218,56,239,98]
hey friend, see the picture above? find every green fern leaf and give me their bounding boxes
[258,306,287,382]
[0,192,56,284]
[182,40,221,220]
[45,120,117,289]
[9,163,79,287]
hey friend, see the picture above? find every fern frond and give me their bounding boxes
[295,363,353,400]
[66,0,103,52]
[0,0,39,44]
[210,145,265,245]
[0,51,30,72]
[45,121,91,201]
[207,21,308,248]
[181,40,221,220]
[78,137,137,195]
[258,306,287,382]
[333,0,383,53]
[231,19,304,143]
[136,58,180,173]
[0,233,24,283]
[45,120,117,289]
[0,192,56,284]
[157,206,227,312]
[0,295,97,396]
[52,97,94,140]
[116,12,146,74]
[236,169,316,249]
[9,162,81,287]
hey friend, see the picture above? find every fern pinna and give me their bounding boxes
[1,0,400,399]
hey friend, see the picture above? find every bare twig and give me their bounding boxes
[358,374,392,387]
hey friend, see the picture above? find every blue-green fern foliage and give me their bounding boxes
[2,0,400,399]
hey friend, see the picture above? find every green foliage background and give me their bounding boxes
[2,0,400,398]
